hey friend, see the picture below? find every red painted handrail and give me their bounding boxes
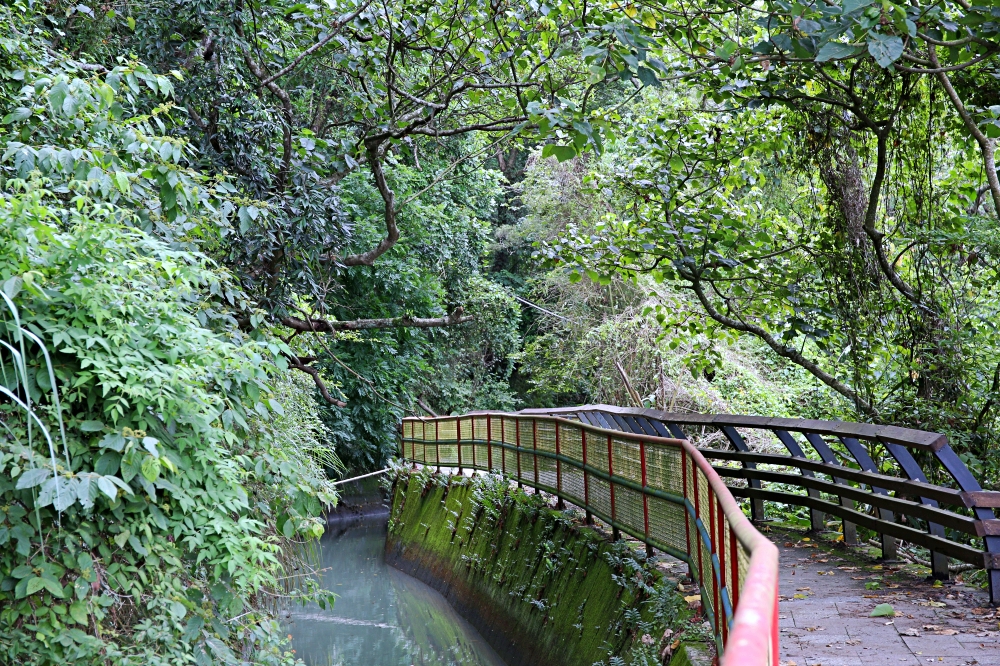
[400,412,780,665]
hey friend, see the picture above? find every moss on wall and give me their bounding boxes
[384,468,710,666]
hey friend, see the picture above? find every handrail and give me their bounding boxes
[519,405,1000,604]
[400,412,780,666]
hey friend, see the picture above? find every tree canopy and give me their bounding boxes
[6,0,1000,662]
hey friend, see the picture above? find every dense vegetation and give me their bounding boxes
[4,0,1000,662]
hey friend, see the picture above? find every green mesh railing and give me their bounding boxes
[400,412,779,665]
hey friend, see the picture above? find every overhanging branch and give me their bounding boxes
[286,355,347,407]
[281,307,471,332]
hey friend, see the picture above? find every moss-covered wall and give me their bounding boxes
[385,468,707,666]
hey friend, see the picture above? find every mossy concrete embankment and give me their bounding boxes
[384,468,711,666]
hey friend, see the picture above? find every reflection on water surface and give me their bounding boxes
[287,513,508,666]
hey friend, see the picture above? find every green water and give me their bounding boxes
[287,514,509,666]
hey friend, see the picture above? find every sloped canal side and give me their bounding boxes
[385,468,712,666]
[285,510,508,666]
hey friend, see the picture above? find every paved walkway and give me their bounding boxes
[776,533,1000,666]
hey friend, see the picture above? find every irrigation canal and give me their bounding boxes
[284,509,508,666]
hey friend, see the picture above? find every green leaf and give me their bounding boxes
[281,518,295,539]
[80,420,105,432]
[636,66,660,87]
[121,450,142,483]
[841,0,871,15]
[182,615,205,642]
[141,457,161,483]
[99,432,126,452]
[48,81,69,115]
[95,452,121,476]
[869,603,895,617]
[11,565,34,579]
[541,144,576,162]
[114,171,129,194]
[815,42,863,62]
[25,577,46,596]
[69,600,89,625]
[113,530,130,548]
[867,33,904,68]
[16,467,51,490]
[2,108,32,124]
[97,476,118,500]
[40,577,65,598]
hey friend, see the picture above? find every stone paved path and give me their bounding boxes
[776,532,1000,666]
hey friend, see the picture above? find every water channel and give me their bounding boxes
[286,510,509,666]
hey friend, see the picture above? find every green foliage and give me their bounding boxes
[0,7,339,663]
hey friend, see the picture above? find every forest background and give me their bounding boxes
[3,0,1000,663]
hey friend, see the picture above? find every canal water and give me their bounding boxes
[286,511,508,666]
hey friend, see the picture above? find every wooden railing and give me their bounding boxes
[522,406,1000,606]
[400,412,780,666]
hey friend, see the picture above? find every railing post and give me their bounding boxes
[709,495,720,630]
[533,420,539,494]
[773,430,825,532]
[608,433,619,541]
[719,426,765,522]
[500,415,506,476]
[487,414,493,472]
[640,440,653,557]
[457,416,463,475]
[692,454,704,587]
[839,436,897,560]
[436,419,441,473]
[802,432,857,545]
[515,419,523,489]
[729,522,739,618]
[582,429,592,524]
[882,440,948,576]
[555,421,565,510]
[934,444,1000,602]
[472,416,477,470]
[414,420,421,469]
[682,447,695,583]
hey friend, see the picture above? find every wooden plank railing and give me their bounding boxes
[400,412,780,666]
[520,405,1000,606]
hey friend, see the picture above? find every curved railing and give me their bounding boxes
[400,412,780,665]
[521,406,1000,606]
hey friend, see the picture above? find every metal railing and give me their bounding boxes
[522,405,1000,606]
[400,412,780,666]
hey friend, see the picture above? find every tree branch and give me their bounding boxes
[235,20,294,190]
[684,272,876,416]
[340,142,399,266]
[260,2,371,87]
[286,355,347,406]
[929,44,1000,217]
[280,307,470,332]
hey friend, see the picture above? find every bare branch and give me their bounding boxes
[260,2,372,86]
[340,142,400,266]
[929,44,1000,217]
[287,356,347,406]
[280,307,471,332]
[684,272,876,416]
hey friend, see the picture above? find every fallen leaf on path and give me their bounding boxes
[870,603,895,617]
[901,628,920,636]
